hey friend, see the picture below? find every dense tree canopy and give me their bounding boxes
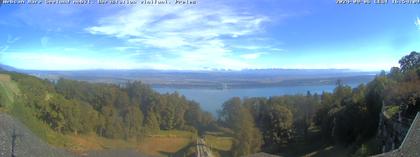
[3,73,213,140]
[220,97,263,157]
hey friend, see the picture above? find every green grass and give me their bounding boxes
[9,101,70,147]
[0,74,20,108]
[138,136,194,156]
[204,131,233,157]
[384,105,400,119]
[205,134,233,151]
[63,129,197,155]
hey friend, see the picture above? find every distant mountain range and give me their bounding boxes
[0,64,19,72]
[0,64,379,89]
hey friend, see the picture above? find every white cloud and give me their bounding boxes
[85,4,269,70]
[86,6,267,41]
[41,36,49,47]
[416,17,420,29]
[1,35,19,55]
[7,35,20,44]
[234,45,285,52]
[127,36,190,49]
[240,52,266,60]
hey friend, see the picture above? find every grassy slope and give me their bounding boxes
[66,130,196,156]
[384,105,400,119]
[0,73,199,156]
[0,74,19,108]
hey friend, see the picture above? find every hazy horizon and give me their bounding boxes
[0,63,383,72]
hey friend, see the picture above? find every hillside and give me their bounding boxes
[0,74,19,108]
[0,71,216,157]
[0,73,75,156]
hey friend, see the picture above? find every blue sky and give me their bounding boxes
[0,0,419,71]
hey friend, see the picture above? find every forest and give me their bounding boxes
[0,51,419,157]
[0,71,214,139]
[218,51,420,156]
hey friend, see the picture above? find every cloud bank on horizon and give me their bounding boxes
[0,0,419,71]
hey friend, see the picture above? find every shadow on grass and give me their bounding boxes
[275,141,333,157]
[265,127,350,157]
[211,147,232,157]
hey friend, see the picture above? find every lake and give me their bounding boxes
[154,83,362,116]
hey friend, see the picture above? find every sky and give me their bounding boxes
[0,0,419,71]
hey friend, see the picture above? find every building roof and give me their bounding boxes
[373,112,420,157]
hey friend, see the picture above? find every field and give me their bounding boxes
[63,127,233,157]
[204,131,233,157]
[62,130,196,156]
[137,130,196,156]
[138,137,193,156]
[66,133,136,152]
[1,72,232,157]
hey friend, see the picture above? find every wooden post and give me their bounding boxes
[11,128,23,157]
